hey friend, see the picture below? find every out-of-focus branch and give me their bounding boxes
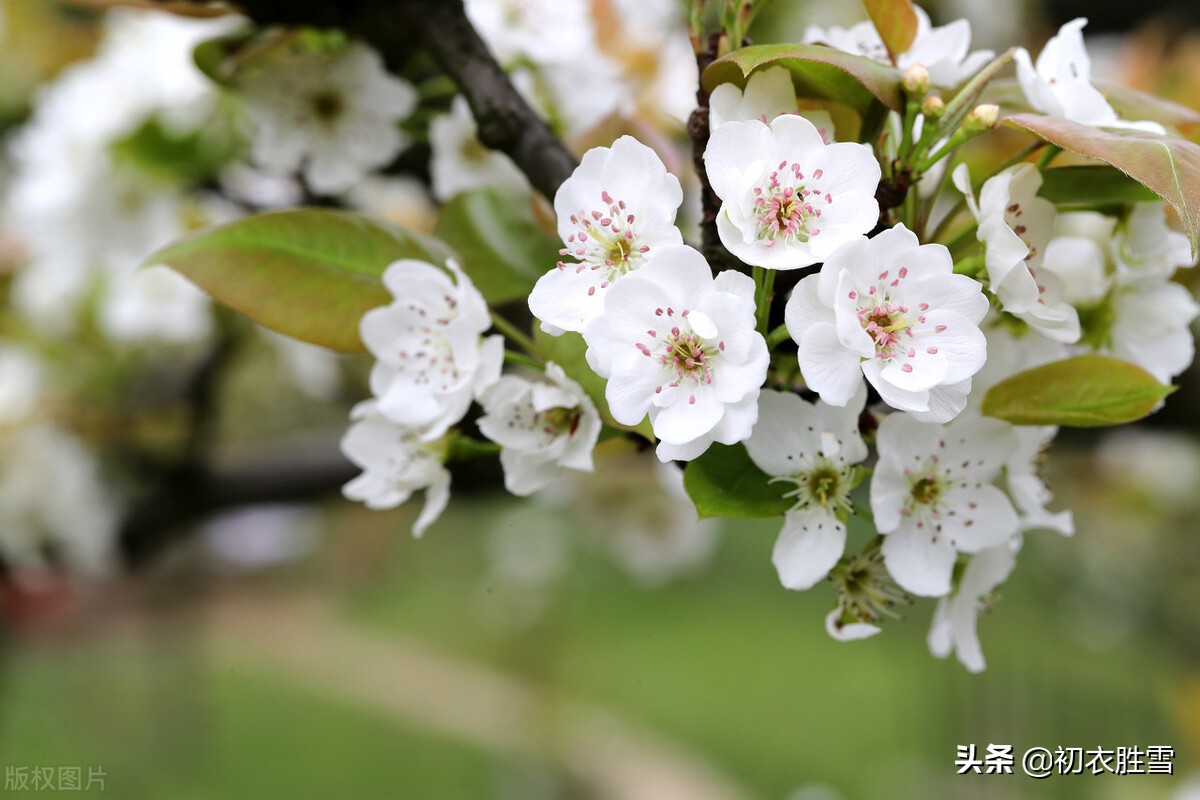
[120,440,358,565]
[397,0,578,201]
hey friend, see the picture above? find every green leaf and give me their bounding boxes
[1004,113,1200,254]
[702,44,903,113]
[981,354,1175,427]
[1037,165,1159,209]
[684,443,792,519]
[532,329,654,441]
[861,0,918,61]
[146,209,452,353]
[434,189,560,305]
[1094,79,1200,135]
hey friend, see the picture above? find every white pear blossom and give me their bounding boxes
[1037,217,1199,382]
[529,136,683,334]
[972,319,1069,395]
[705,115,880,269]
[361,259,503,440]
[1006,426,1074,536]
[708,66,836,144]
[241,41,417,195]
[478,362,602,496]
[1105,280,1199,383]
[429,96,529,202]
[98,265,213,344]
[464,0,595,67]
[871,411,1020,597]
[803,6,993,88]
[1111,202,1195,284]
[340,400,451,537]
[582,245,769,462]
[744,387,867,590]
[927,543,1017,672]
[0,423,118,577]
[952,163,1080,342]
[786,224,989,422]
[1014,18,1164,131]
[0,346,42,425]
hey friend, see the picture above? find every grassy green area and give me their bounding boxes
[0,487,1192,800]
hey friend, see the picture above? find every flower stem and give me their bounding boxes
[1036,144,1062,170]
[504,349,543,370]
[753,266,776,336]
[490,313,538,356]
[766,323,791,350]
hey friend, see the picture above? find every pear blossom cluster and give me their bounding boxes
[3,0,1197,679]
[328,6,1200,673]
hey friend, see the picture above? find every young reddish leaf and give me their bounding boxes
[981,354,1175,427]
[145,209,452,353]
[1037,165,1158,208]
[1004,114,1200,254]
[1094,80,1200,135]
[861,0,918,61]
[702,44,904,113]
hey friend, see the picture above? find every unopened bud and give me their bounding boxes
[921,94,945,119]
[902,63,931,96]
[965,103,999,132]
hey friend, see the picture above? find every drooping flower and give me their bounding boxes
[785,224,989,422]
[529,136,684,334]
[1006,425,1074,536]
[744,387,867,590]
[428,95,528,202]
[339,400,451,537]
[1014,18,1164,131]
[824,544,911,641]
[1037,213,1199,383]
[871,411,1020,597]
[708,66,835,143]
[927,543,1017,672]
[1111,202,1195,285]
[705,115,880,269]
[241,41,417,195]
[361,258,503,440]
[582,245,769,462]
[477,362,602,496]
[952,163,1080,342]
[803,6,993,88]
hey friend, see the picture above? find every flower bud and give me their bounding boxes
[902,63,931,96]
[965,103,999,132]
[921,94,945,119]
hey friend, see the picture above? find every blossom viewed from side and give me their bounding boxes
[241,42,417,195]
[871,412,1020,597]
[953,164,1080,342]
[786,224,988,422]
[477,362,602,496]
[705,115,880,269]
[744,387,867,590]
[583,245,768,462]
[1111,202,1195,284]
[803,6,992,88]
[340,400,452,537]
[529,136,683,334]
[361,259,503,440]
[927,543,1017,672]
[1014,18,1164,131]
